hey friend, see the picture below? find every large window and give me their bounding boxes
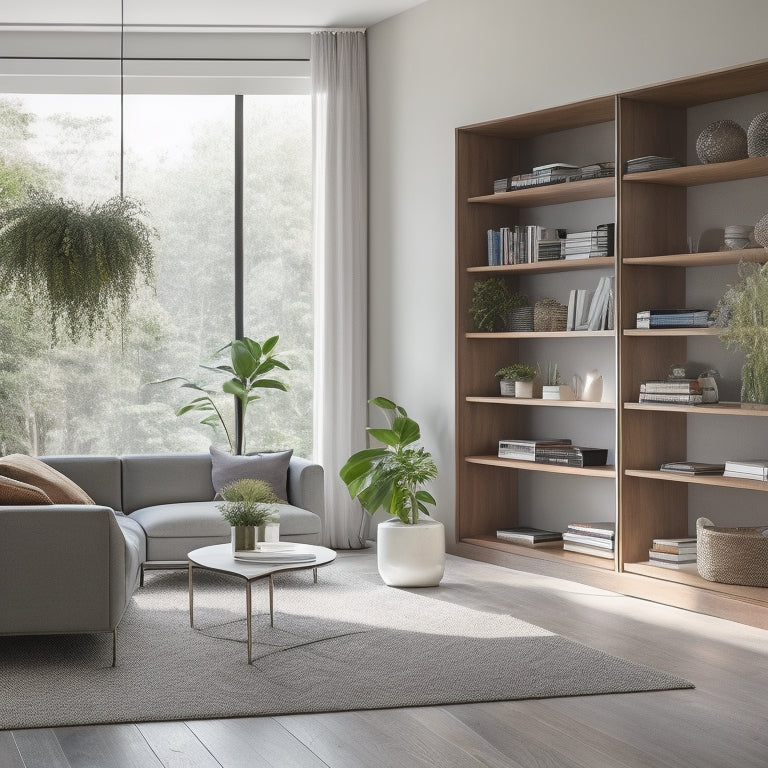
[0,87,312,457]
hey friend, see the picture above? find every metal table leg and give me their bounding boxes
[269,574,274,627]
[188,562,194,627]
[246,580,253,664]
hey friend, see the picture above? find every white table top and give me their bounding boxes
[188,543,336,581]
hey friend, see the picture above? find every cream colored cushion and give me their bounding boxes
[0,475,54,505]
[0,454,94,504]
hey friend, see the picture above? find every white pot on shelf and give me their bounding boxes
[376,517,445,587]
[514,380,534,398]
[542,384,574,401]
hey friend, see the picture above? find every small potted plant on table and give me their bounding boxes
[541,362,574,400]
[218,478,281,551]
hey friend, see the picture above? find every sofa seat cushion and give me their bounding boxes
[131,501,322,540]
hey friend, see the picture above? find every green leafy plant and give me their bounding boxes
[160,335,290,455]
[0,190,155,341]
[495,363,537,382]
[339,396,438,525]
[716,262,768,404]
[217,478,280,527]
[469,278,527,332]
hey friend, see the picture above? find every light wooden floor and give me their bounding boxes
[3,549,767,768]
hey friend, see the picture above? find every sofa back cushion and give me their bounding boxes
[121,454,216,514]
[1,454,95,505]
[41,456,122,510]
[209,446,292,500]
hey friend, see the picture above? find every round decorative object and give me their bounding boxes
[376,517,445,587]
[697,517,768,587]
[754,212,768,248]
[696,119,748,164]
[747,112,768,157]
[506,305,534,332]
[533,297,568,332]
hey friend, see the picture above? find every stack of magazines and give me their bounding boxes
[639,379,703,405]
[562,522,615,559]
[636,309,710,329]
[493,161,614,193]
[624,156,683,173]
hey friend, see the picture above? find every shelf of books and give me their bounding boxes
[622,248,767,268]
[467,396,614,409]
[466,455,616,478]
[626,469,768,491]
[624,401,768,417]
[622,155,768,186]
[623,327,720,337]
[467,330,614,339]
[468,255,615,274]
[469,176,614,207]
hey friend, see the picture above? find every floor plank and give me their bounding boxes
[12,728,71,768]
[136,721,223,768]
[54,724,165,768]
[0,732,25,768]
[187,717,328,768]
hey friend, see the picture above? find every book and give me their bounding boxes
[648,550,697,563]
[496,527,563,545]
[636,309,710,329]
[533,446,608,467]
[641,380,702,394]
[724,459,768,478]
[562,531,614,549]
[660,462,724,475]
[498,438,572,461]
[646,558,698,570]
[567,521,615,538]
[562,542,615,559]
[638,393,703,405]
[532,162,579,174]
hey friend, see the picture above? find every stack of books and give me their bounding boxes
[660,461,725,475]
[562,223,614,260]
[562,521,615,559]
[495,526,563,547]
[493,161,615,193]
[566,274,615,331]
[486,225,566,265]
[498,438,572,461]
[639,379,703,405]
[648,537,697,569]
[636,309,710,329]
[533,446,608,467]
[724,459,768,481]
[624,156,684,173]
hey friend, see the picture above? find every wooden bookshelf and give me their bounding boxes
[468,255,615,274]
[623,248,767,267]
[466,455,616,478]
[467,396,614,409]
[469,176,614,207]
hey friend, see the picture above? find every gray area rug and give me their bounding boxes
[0,558,692,729]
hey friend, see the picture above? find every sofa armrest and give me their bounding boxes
[286,457,325,525]
[0,505,132,635]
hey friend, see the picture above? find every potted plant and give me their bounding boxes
[0,190,155,342]
[716,262,768,407]
[495,362,538,398]
[541,362,574,400]
[469,278,528,332]
[218,478,281,551]
[159,335,290,454]
[339,396,443,587]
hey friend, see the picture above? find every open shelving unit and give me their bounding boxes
[454,57,768,627]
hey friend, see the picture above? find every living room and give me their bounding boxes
[2,1,768,766]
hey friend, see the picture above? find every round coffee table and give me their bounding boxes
[187,543,336,663]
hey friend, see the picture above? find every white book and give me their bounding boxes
[566,289,577,331]
[586,277,609,331]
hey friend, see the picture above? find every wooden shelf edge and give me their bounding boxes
[462,535,616,570]
[468,177,614,207]
[467,396,615,409]
[621,155,768,186]
[623,248,767,267]
[625,468,768,491]
[467,256,615,274]
[623,327,719,337]
[624,401,768,416]
[466,455,616,478]
[467,330,615,339]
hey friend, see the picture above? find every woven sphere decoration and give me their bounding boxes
[754,212,768,248]
[533,297,567,332]
[696,119,748,163]
[748,112,768,157]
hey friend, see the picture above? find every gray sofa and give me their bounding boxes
[0,453,324,665]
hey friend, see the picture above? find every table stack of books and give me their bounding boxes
[648,537,697,569]
[562,522,615,559]
[562,223,614,260]
[636,308,710,329]
[495,526,563,548]
[724,459,768,481]
[660,461,724,476]
[639,378,703,406]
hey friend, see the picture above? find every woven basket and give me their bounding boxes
[533,298,567,332]
[748,112,768,157]
[696,120,748,164]
[696,517,768,587]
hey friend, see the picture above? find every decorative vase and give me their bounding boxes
[747,111,768,157]
[231,525,266,552]
[376,517,445,587]
[514,380,534,398]
[581,369,604,402]
[696,119,748,163]
[542,384,574,400]
[499,379,516,397]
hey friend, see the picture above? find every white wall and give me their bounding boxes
[367,0,768,544]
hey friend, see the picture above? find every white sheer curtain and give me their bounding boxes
[312,31,370,549]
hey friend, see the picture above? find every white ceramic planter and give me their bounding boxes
[542,384,574,400]
[514,380,534,398]
[376,517,445,587]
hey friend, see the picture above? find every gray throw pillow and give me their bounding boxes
[210,446,293,500]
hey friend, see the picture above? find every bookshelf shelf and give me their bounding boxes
[467,330,614,339]
[467,396,615,409]
[624,401,768,416]
[468,256,615,274]
[463,535,615,570]
[466,455,616,478]
[623,327,719,337]
[622,155,768,186]
[625,468,768,491]
[623,248,767,267]
[468,177,614,207]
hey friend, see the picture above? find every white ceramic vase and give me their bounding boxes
[514,380,534,398]
[376,517,445,587]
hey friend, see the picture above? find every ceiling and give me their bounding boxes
[0,0,428,28]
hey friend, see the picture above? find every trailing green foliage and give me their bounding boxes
[159,335,290,455]
[0,191,155,341]
[339,396,438,525]
[217,478,279,527]
[717,262,768,404]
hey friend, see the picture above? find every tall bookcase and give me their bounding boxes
[455,58,768,627]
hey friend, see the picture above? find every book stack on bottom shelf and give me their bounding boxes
[495,526,563,548]
[562,522,615,559]
[648,537,697,569]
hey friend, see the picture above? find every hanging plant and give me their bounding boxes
[0,190,156,341]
